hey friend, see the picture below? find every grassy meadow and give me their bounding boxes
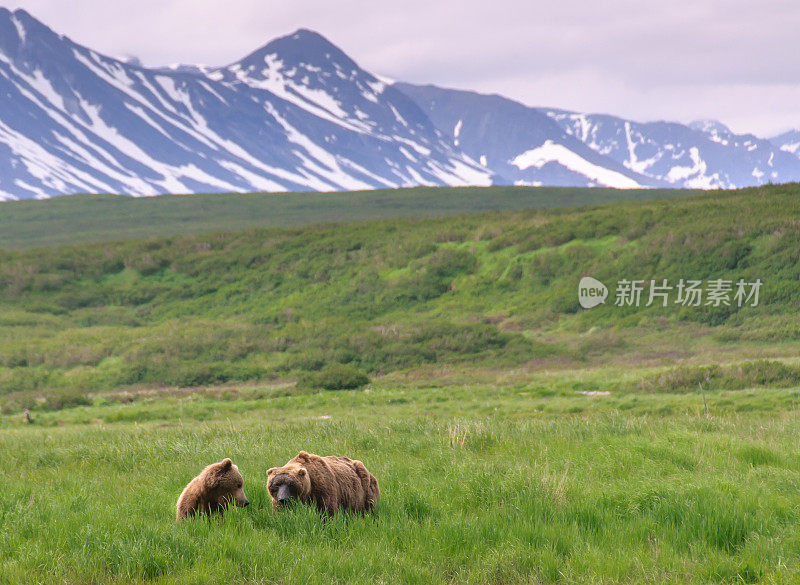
[2,372,800,584]
[2,183,800,583]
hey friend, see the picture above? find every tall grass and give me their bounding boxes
[1,377,799,584]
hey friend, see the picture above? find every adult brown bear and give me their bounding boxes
[267,451,379,515]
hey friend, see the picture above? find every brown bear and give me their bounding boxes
[267,451,379,515]
[176,458,249,521]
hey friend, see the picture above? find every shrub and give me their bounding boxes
[40,389,92,411]
[387,247,478,303]
[637,365,721,393]
[727,360,800,388]
[297,363,370,390]
[154,362,267,387]
[0,367,56,395]
[636,360,800,393]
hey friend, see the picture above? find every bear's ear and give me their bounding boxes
[220,458,233,471]
[297,467,307,477]
[267,467,277,475]
[297,451,309,461]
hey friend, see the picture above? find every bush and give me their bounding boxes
[152,362,267,387]
[387,247,478,303]
[40,389,92,411]
[728,360,800,387]
[0,367,56,395]
[297,363,370,390]
[278,320,553,375]
[636,360,800,393]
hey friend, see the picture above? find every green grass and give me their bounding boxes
[0,186,694,249]
[1,372,800,584]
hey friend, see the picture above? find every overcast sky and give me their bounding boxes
[9,0,800,137]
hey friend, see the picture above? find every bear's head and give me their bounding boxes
[267,454,312,509]
[205,458,249,508]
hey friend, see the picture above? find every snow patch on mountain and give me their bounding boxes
[770,129,800,161]
[511,140,643,188]
[10,13,26,43]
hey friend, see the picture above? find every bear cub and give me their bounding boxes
[267,451,379,515]
[176,458,249,521]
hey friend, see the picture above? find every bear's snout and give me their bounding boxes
[233,487,249,507]
[276,484,293,506]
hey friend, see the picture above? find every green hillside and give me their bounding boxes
[1,183,799,411]
[0,186,693,248]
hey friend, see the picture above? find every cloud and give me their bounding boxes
[10,0,800,136]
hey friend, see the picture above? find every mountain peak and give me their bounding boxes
[286,28,330,41]
[230,28,359,76]
[0,7,63,57]
[11,7,34,19]
[689,119,732,136]
[268,28,345,54]
[8,8,54,36]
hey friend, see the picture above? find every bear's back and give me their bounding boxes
[321,455,377,512]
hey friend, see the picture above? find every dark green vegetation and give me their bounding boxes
[2,184,800,584]
[0,186,694,248]
[297,363,371,390]
[1,184,799,411]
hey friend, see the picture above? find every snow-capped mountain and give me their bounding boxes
[396,83,800,190]
[2,7,799,201]
[0,9,489,200]
[394,83,664,189]
[543,111,800,188]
